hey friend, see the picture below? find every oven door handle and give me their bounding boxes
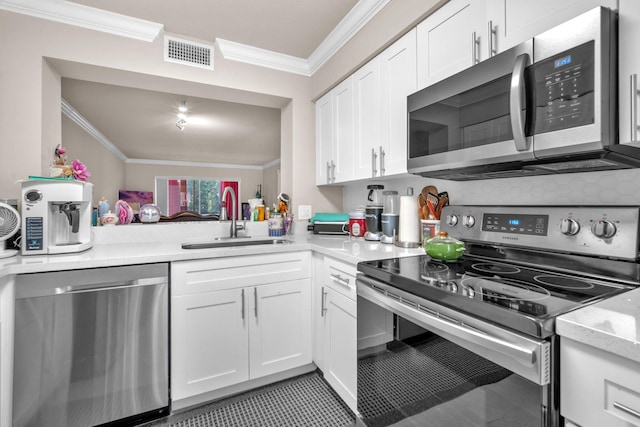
[357,281,550,385]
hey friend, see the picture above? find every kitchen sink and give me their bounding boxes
[181,238,293,250]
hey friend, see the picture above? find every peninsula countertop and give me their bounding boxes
[0,221,424,276]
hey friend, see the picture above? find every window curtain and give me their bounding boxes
[220,181,239,219]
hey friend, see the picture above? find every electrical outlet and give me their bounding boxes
[298,205,312,220]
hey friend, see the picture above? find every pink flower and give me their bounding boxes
[55,146,66,156]
[71,159,90,182]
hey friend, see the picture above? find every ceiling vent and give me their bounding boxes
[164,36,214,70]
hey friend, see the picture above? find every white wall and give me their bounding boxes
[0,9,342,216]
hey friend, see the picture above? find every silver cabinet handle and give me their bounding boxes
[371,148,378,177]
[631,74,639,142]
[330,273,350,287]
[326,161,331,184]
[510,53,531,151]
[241,289,245,320]
[379,146,385,176]
[254,287,258,318]
[487,20,497,58]
[321,287,328,317]
[472,32,480,65]
[330,160,336,183]
[614,402,640,419]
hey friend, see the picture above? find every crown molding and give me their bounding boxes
[0,0,163,42]
[216,0,391,76]
[307,0,391,74]
[61,98,128,162]
[216,39,311,76]
[127,158,268,171]
[3,0,388,74]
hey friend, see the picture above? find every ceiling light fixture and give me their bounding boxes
[176,101,188,130]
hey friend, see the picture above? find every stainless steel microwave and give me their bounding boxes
[407,7,640,180]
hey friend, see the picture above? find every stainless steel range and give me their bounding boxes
[356,206,640,427]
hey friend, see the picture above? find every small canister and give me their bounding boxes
[268,215,284,236]
[257,205,265,221]
[348,211,366,238]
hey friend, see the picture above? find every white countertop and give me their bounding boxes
[557,287,640,363]
[0,221,425,276]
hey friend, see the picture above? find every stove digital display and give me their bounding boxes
[482,213,549,236]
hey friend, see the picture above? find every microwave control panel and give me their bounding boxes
[531,40,595,135]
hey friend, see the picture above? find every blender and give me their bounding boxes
[380,190,399,244]
[364,184,384,241]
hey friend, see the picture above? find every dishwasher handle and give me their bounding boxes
[55,276,167,295]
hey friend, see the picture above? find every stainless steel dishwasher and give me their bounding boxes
[13,263,170,427]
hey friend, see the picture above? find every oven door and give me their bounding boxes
[356,275,558,427]
[407,40,534,176]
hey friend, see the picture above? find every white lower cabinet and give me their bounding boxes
[171,253,312,404]
[561,337,640,427]
[316,256,358,413]
[323,288,357,411]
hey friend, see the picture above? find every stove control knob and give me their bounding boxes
[466,286,475,298]
[591,219,617,239]
[449,282,458,293]
[446,214,458,227]
[560,218,580,236]
[462,215,475,228]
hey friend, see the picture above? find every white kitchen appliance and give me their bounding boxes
[21,180,93,255]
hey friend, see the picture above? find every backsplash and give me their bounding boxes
[342,168,640,213]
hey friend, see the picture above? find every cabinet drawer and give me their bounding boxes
[323,256,357,301]
[561,338,640,427]
[172,251,311,296]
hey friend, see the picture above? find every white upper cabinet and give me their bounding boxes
[379,28,417,177]
[315,78,355,185]
[333,78,355,183]
[618,0,640,146]
[353,57,381,180]
[315,92,334,185]
[485,0,617,54]
[417,0,487,89]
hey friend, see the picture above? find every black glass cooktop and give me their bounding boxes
[357,255,631,338]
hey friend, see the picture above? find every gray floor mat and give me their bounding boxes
[143,371,355,427]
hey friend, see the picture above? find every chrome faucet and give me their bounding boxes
[221,186,244,238]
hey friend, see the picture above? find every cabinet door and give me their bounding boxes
[249,279,312,379]
[171,288,249,400]
[417,0,486,89]
[315,91,334,185]
[485,0,617,54]
[618,0,640,146]
[379,29,417,176]
[353,57,381,180]
[333,78,355,183]
[323,288,357,413]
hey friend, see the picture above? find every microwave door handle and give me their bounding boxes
[510,53,530,151]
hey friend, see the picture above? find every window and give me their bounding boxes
[156,177,239,218]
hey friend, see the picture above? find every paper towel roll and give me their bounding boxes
[395,195,421,248]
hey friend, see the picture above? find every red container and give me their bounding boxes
[349,211,366,238]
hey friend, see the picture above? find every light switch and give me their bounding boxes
[298,205,312,220]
